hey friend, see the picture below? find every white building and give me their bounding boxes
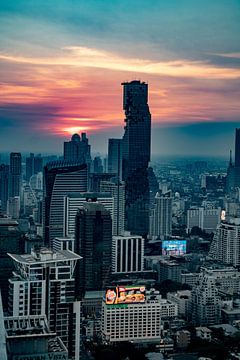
[63,192,114,237]
[167,290,192,318]
[7,196,20,219]
[101,288,177,344]
[149,191,173,240]
[8,247,81,360]
[187,207,221,233]
[209,218,240,266]
[112,233,144,273]
[100,181,125,236]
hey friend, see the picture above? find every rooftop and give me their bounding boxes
[4,315,51,338]
[8,247,81,265]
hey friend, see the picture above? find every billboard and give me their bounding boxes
[106,286,146,305]
[162,240,187,256]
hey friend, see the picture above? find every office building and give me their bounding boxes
[122,80,151,236]
[158,258,182,283]
[112,234,144,273]
[26,153,43,182]
[108,138,122,180]
[75,202,112,297]
[167,290,192,319]
[235,128,240,167]
[89,172,116,192]
[0,164,9,212]
[209,218,240,266]
[191,272,221,326]
[8,247,81,360]
[9,153,22,198]
[0,218,24,311]
[149,191,173,240]
[63,192,114,237]
[43,161,88,246]
[100,180,125,235]
[102,288,177,344]
[93,156,103,173]
[64,132,91,165]
[187,207,221,233]
[4,315,68,360]
[7,196,20,219]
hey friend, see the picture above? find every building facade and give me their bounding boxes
[9,153,22,199]
[108,138,122,180]
[149,191,173,240]
[122,81,151,236]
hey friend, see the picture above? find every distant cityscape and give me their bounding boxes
[1,80,240,360]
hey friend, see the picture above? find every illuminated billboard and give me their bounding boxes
[162,240,187,256]
[106,286,146,305]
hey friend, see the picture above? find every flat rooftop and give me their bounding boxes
[8,247,81,265]
[4,315,52,338]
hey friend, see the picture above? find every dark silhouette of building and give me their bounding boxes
[9,153,22,198]
[122,80,151,236]
[0,164,9,212]
[93,156,103,173]
[89,172,116,192]
[26,153,43,182]
[75,202,112,298]
[235,128,240,167]
[64,132,91,165]
[0,217,24,311]
[43,161,88,246]
[226,129,240,193]
[108,138,122,180]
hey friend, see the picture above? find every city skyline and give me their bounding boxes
[0,1,240,156]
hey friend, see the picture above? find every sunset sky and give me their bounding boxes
[0,0,240,156]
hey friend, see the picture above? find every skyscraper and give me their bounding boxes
[0,164,9,212]
[8,247,81,360]
[75,202,112,297]
[100,180,125,235]
[108,138,122,180]
[64,132,91,165]
[122,80,151,236]
[43,161,88,246]
[149,191,173,240]
[235,128,240,167]
[26,153,43,182]
[9,153,22,198]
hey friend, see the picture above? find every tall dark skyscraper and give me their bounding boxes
[43,161,88,246]
[122,80,151,236]
[108,138,122,180]
[9,152,22,198]
[0,164,9,212]
[64,132,91,165]
[75,202,112,298]
[26,153,43,182]
[235,128,240,167]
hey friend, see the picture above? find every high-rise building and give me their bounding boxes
[9,153,22,198]
[26,153,43,182]
[122,80,151,236]
[0,218,24,311]
[0,164,9,212]
[108,139,122,180]
[149,191,173,240]
[100,180,125,235]
[8,247,81,360]
[64,132,91,165]
[63,192,114,237]
[112,234,144,273]
[75,202,112,298]
[191,272,221,326]
[93,156,103,173]
[209,218,240,266]
[187,207,221,233]
[43,161,88,246]
[7,196,20,219]
[235,128,240,167]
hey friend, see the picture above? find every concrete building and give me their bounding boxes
[75,202,112,297]
[108,138,122,180]
[9,153,22,199]
[63,192,114,237]
[167,290,192,319]
[176,330,191,349]
[43,161,88,246]
[64,133,91,166]
[195,327,212,341]
[8,247,81,360]
[149,191,173,240]
[102,288,177,344]
[158,258,182,283]
[187,207,221,233]
[100,180,125,235]
[7,196,20,219]
[191,272,221,326]
[209,218,240,266]
[112,233,144,273]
